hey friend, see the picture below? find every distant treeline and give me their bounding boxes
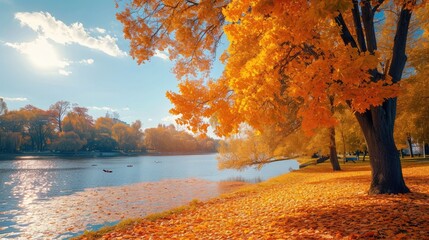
[0,99,218,154]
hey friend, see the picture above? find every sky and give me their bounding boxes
[0,0,223,130]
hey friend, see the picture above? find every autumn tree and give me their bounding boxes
[127,120,145,151]
[23,105,55,151]
[91,116,118,151]
[394,5,429,154]
[108,120,144,152]
[117,0,427,194]
[50,131,86,152]
[335,108,366,158]
[399,75,429,148]
[94,117,115,137]
[112,122,129,150]
[49,100,70,132]
[63,105,94,145]
[0,98,12,151]
[144,124,216,153]
[0,110,26,152]
[218,125,300,170]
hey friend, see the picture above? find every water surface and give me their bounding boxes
[0,154,298,238]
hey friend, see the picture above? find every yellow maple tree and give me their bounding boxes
[116,0,428,194]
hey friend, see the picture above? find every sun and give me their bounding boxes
[25,38,68,69]
[5,37,71,75]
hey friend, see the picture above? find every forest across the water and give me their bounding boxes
[0,100,218,155]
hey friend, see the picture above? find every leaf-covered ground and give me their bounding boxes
[79,159,429,239]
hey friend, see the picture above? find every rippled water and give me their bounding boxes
[0,154,298,239]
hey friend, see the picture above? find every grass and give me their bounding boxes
[75,219,143,240]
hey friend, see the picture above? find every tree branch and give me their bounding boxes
[388,6,412,83]
[334,12,358,48]
[361,0,377,53]
[351,0,367,52]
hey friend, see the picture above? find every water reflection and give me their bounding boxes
[5,179,223,239]
[2,161,58,238]
[0,154,298,239]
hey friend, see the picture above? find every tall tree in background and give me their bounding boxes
[0,98,7,115]
[50,131,86,152]
[144,124,217,153]
[395,5,429,153]
[63,106,94,147]
[23,105,54,151]
[49,100,70,133]
[336,108,366,158]
[117,0,427,194]
[0,107,25,153]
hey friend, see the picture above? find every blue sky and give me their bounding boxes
[0,0,221,129]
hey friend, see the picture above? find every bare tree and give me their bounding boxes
[49,100,70,132]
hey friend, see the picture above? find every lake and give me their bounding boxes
[0,154,298,239]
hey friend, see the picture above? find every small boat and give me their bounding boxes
[127,165,133,167]
[103,169,113,173]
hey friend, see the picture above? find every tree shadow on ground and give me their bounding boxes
[275,191,429,239]
[299,163,371,174]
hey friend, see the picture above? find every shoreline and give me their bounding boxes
[3,177,248,239]
[0,151,218,160]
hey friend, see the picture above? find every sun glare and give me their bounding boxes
[25,38,68,69]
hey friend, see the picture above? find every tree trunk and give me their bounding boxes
[329,126,341,171]
[423,141,426,158]
[355,98,410,194]
[59,118,62,132]
[341,127,346,162]
[407,134,414,158]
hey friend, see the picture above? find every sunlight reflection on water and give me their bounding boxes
[0,155,298,239]
[6,179,224,239]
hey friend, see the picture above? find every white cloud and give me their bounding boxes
[88,106,130,112]
[59,69,72,76]
[0,97,28,102]
[88,106,117,112]
[5,11,125,76]
[147,118,153,122]
[95,27,106,34]
[14,11,126,57]
[154,49,169,60]
[79,58,94,64]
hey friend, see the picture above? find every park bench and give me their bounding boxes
[344,156,357,163]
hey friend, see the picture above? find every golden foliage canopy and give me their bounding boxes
[117,0,427,137]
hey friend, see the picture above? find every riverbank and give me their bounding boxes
[0,150,219,160]
[0,151,140,160]
[77,159,429,239]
